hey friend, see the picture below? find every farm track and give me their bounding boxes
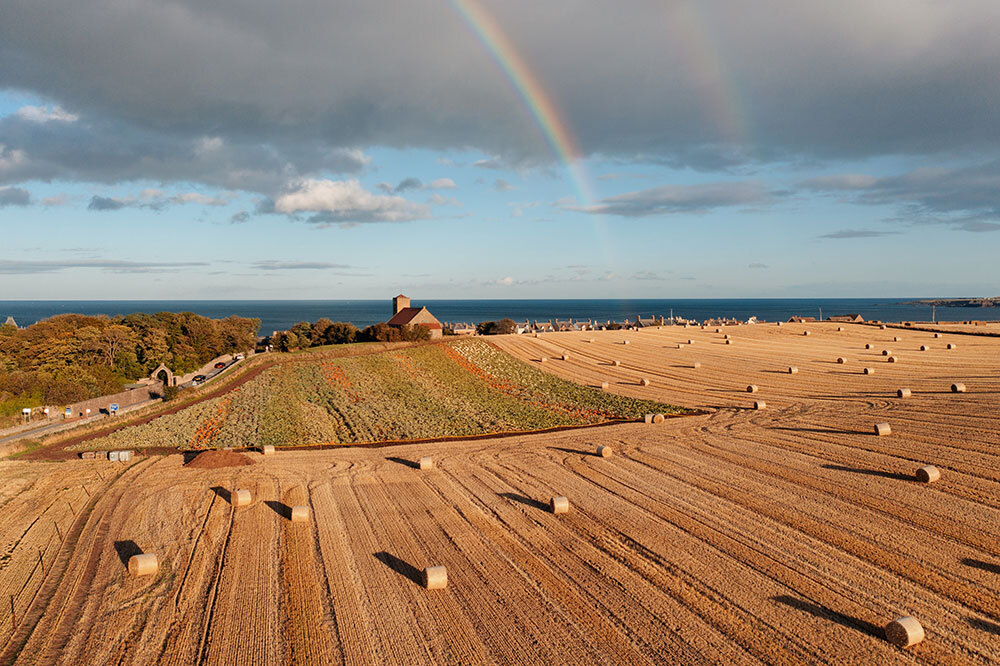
[3,323,1000,663]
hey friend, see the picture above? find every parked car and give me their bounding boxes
[214,362,226,369]
[193,374,207,383]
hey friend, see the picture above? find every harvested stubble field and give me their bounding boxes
[70,339,680,452]
[3,322,1000,664]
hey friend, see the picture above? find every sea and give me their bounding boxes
[2,299,998,335]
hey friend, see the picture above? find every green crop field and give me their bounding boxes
[74,339,689,451]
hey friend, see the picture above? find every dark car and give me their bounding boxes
[214,362,226,369]
[193,374,207,383]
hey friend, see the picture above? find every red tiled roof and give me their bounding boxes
[387,307,442,329]
[387,307,422,325]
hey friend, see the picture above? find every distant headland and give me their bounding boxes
[906,298,1000,308]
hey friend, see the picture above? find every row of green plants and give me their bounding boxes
[75,339,687,451]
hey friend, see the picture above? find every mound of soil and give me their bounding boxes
[183,449,253,469]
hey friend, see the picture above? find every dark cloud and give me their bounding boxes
[0,113,368,194]
[4,1,999,175]
[250,261,355,271]
[230,211,250,224]
[575,181,770,217]
[0,185,29,206]
[819,229,896,239]
[394,177,423,192]
[494,178,515,192]
[807,161,1000,231]
[0,259,208,274]
[87,195,125,210]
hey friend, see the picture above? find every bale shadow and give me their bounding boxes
[547,446,600,457]
[821,464,913,482]
[772,595,882,638]
[500,492,550,512]
[210,486,232,503]
[374,551,423,587]
[113,540,143,568]
[182,451,201,464]
[386,456,419,469]
[773,426,871,435]
[265,500,291,519]
[967,617,1000,636]
[761,369,790,374]
[962,557,1000,575]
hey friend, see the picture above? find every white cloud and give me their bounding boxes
[495,276,514,286]
[428,178,457,189]
[14,105,78,123]
[274,178,429,223]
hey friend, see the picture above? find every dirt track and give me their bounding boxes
[2,322,999,664]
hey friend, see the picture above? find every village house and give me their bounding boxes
[826,314,865,323]
[386,294,443,338]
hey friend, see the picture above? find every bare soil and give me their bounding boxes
[183,450,254,470]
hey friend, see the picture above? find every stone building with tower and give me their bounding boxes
[386,294,443,338]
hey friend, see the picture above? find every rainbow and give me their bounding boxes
[448,0,596,207]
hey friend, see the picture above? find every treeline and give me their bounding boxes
[0,312,259,416]
[268,318,430,351]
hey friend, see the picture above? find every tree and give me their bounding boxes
[100,325,139,367]
[271,331,299,352]
[324,322,359,345]
[476,318,516,335]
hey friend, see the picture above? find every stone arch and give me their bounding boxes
[151,363,176,387]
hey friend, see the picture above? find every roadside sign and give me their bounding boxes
[65,407,72,417]
[109,403,119,413]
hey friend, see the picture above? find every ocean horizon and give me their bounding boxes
[2,298,997,335]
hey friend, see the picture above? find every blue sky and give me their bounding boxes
[1,1,998,299]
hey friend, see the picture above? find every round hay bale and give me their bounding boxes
[893,336,901,342]
[934,333,941,338]
[597,445,612,458]
[725,339,733,345]
[539,356,547,363]
[885,616,924,648]
[882,349,891,356]
[864,367,875,375]
[622,340,630,345]
[262,445,275,456]
[600,381,609,390]
[803,330,810,336]
[716,328,722,333]
[951,382,966,393]
[875,422,892,436]
[128,553,158,577]
[687,339,695,344]
[920,345,929,351]
[916,465,940,483]
[423,565,448,590]
[612,360,621,367]
[677,343,685,349]
[639,378,650,387]
[587,338,595,343]
[692,362,701,369]
[776,322,782,327]
[788,366,798,374]
[724,334,731,339]
[550,496,570,514]
[754,401,766,410]
[947,343,956,350]
[653,413,665,424]
[897,388,911,398]
[418,456,434,470]
[644,413,654,424]
[233,489,252,507]
[865,343,872,349]
[747,384,758,393]
[561,353,570,361]
[837,327,844,332]
[837,357,846,364]
[290,505,310,523]
[879,324,887,330]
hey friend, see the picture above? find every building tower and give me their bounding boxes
[393,294,410,315]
